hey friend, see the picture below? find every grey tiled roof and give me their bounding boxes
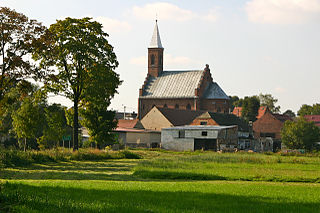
[141,70,203,98]
[149,21,163,48]
[203,82,229,100]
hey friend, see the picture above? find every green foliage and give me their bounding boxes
[298,103,320,116]
[229,95,240,110]
[259,93,280,113]
[33,17,119,150]
[0,7,46,101]
[12,97,45,151]
[281,117,320,151]
[241,96,260,121]
[283,109,296,118]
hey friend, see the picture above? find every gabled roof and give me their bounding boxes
[117,119,144,129]
[157,107,204,126]
[304,115,320,127]
[203,82,229,99]
[141,70,204,98]
[206,112,249,132]
[149,21,163,48]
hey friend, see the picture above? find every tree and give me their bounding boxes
[0,7,45,101]
[241,96,260,122]
[33,17,119,150]
[229,95,240,110]
[297,104,320,116]
[12,96,44,151]
[283,109,296,118]
[281,118,320,151]
[258,93,280,113]
[80,64,121,148]
[38,104,67,149]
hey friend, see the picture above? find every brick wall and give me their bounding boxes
[253,112,284,140]
[200,99,229,113]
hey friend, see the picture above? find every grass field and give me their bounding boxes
[1,150,320,212]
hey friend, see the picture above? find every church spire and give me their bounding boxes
[149,20,163,48]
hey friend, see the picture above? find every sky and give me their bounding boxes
[1,0,320,114]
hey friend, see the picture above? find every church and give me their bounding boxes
[138,21,230,119]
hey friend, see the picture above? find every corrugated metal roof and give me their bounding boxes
[203,82,229,100]
[149,21,163,48]
[142,70,203,98]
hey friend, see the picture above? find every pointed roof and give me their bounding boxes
[149,20,163,48]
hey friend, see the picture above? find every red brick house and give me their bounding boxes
[304,115,320,127]
[253,111,292,140]
[138,21,230,119]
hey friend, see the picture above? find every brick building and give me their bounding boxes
[138,21,230,119]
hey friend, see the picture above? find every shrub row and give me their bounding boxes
[0,148,141,168]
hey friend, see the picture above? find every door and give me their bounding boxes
[194,138,217,151]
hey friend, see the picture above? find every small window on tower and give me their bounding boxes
[159,55,162,65]
[151,54,155,65]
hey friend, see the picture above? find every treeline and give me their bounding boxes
[0,7,121,151]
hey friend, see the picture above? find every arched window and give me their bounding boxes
[186,104,191,110]
[163,104,168,108]
[159,55,162,65]
[151,54,155,65]
[175,104,179,109]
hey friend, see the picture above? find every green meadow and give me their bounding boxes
[1,150,320,213]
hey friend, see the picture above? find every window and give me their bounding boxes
[186,104,191,110]
[217,107,221,113]
[175,104,179,109]
[159,55,162,65]
[151,54,155,65]
[152,104,156,108]
[260,132,275,138]
[200,121,207,125]
[179,130,185,138]
[163,104,167,108]
[202,131,208,136]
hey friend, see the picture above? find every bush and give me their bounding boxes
[120,150,142,159]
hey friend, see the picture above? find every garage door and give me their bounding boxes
[194,138,217,151]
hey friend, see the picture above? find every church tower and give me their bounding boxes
[148,20,163,77]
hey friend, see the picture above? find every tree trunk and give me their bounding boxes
[73,96,79,151]
[24,138,27,152]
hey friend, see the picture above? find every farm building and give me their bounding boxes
[161,125,238,151]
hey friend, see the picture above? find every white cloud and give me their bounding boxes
[94,16,131,33]
[245,0,320,24]
[130,54,200,67]
[131,2,218,22]
[274,87,286,93]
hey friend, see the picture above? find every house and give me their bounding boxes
[161,125,238,151]
[304,115,320,127]
[112,118,160,148]
[232,106,268,119]
[113,128,161,148]
[140,106,204,131]
[253,111,292,150]
[138,21,230,119]
[190,112,252,150]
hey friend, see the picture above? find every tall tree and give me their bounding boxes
[229,95,240,110]
[0,7,45,101]
[241,96,260,122]
[33,17,119,150]
[258,93,280,113]
[80,64,121,148]
[281,118,320,151]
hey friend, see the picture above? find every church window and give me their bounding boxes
[159,55,162,65]
[175,104,179,109]
[186,104,191,110]
[217,107,221,113]
[151,54,155,65]
[163,104,167,108]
